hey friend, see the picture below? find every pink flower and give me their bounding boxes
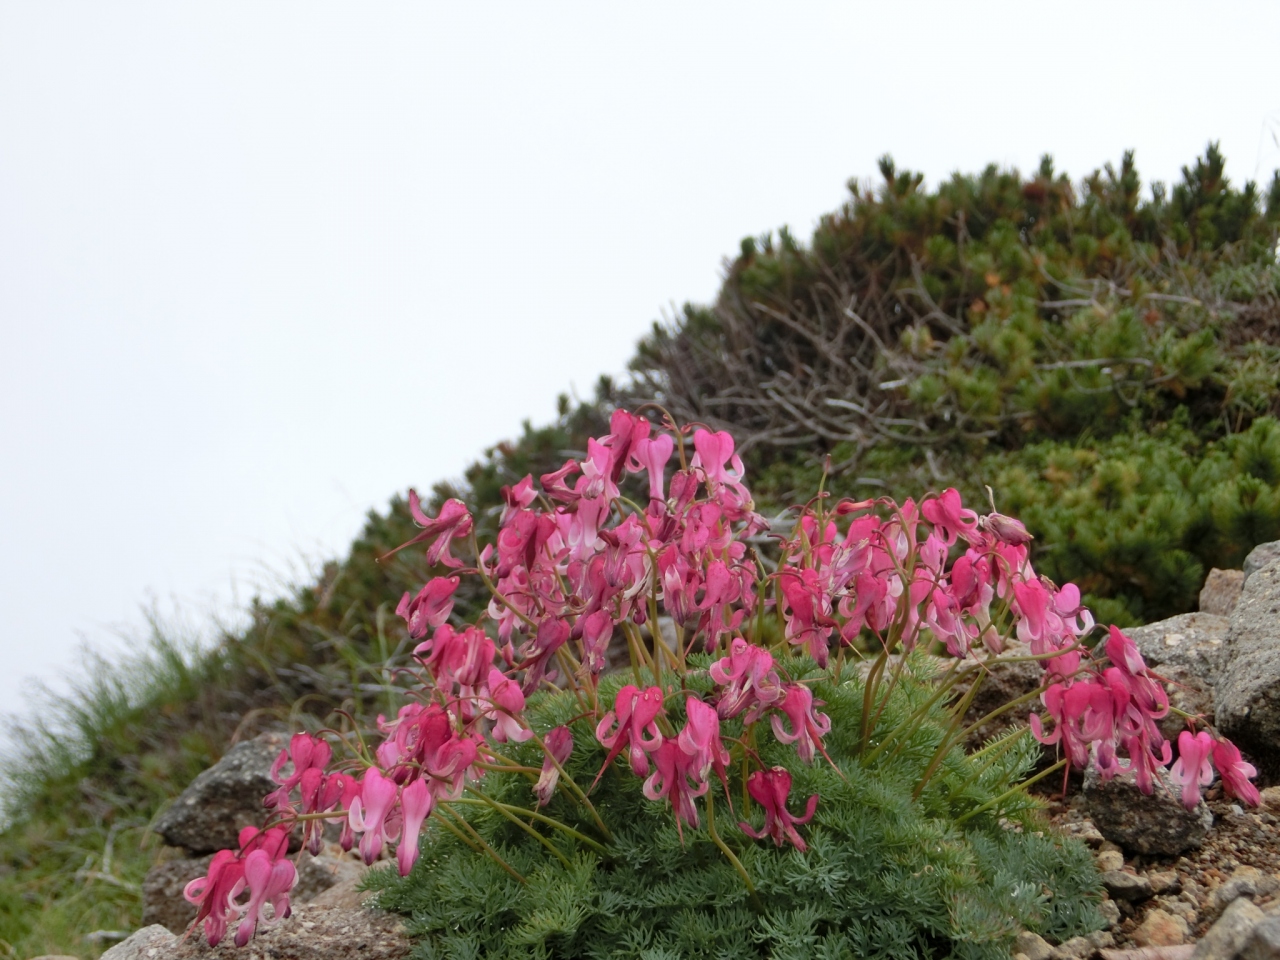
[534,726,575,807]
[396,778,434,877]
[266,732,331,812]
[629,434,674,502]
[691,429,745,491]
[234,846,297,946]
[184,827,294,948]
[396,576,460,639]
[1169,731,1215,810]
[921,488,979,546]
[678,697,730,788]
[1213,738,1260,806]
[183,849,244,946]
[485,667,533,743]
[769,684,832,765]
[595,684,665,780]
[643,740,706,836]
[579,610,614,676]
[778,568,836,667]
[348,767,401,865]
[709,637,783,721]
[738,767,819,851]
[385,493,473,568]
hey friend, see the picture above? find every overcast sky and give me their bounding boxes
[2,1,1279,734]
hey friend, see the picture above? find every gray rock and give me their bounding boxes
[1083,766,1213,856]
[1193,896,1266,960]
[1216,559,1280,777]
[293,850,368,904]
[1157,664,1216,743]
[1015,930,1055,960]
[1127,612,1230,686]
[1244,915,1280,959]
[1245,542,1280,580]
[142,854,214,934]
[153,732,287,854]
[1208,866,1280,919]
[172,901,411,959]
[1202,568,1247,616]
[1101,869,1154,901]
[1057,931,1114,957]
[99,925,178,960]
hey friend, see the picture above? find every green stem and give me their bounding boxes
[458,791,610,855]
[461,789,573,868]
[953,758,1068,826]
[913,670,986,800]
[434,805,527,884]
[705,788,762,912]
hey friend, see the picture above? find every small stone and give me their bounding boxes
[1149,870,1182,896]
[1015,930,1055,960]
[1191,896,1265,960]
[1103,869,1154,901]
[1096,848,1125,872]
[1099,898,1122,928]
[1261,786,1280,813]
[1201,568,1246,616]
[25,956,82,959]
[1243,915,1280,959]
[1210,866,1280,917]
[1133,907,1190,946]
[1057,931,1114,957]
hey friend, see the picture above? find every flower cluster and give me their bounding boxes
[185,409,1259,947]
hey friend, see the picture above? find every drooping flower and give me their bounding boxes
[384,493,473,568]
[396,576,460,639]
[709,637,783,721]
[643,740,706,836]
[769,684,832,765]
[265,732,332,813]
[485,666,533,743]
[534,726,575,807]
[1169,730,1215,810]
[595,684,665,780]
[396,778,434,877]
[738,767,819,851]
[1213,738,1260,806]
[678,697,730,789]
[234,845,297,947]
[348,767,401,865]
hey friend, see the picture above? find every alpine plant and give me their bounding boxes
[182,409,1258,947]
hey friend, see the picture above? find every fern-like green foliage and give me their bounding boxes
[367,664,1102,960]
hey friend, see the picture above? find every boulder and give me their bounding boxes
[1191,896,1265,960]
[153,732,286,854]
[141,853,214,934]
[1082,766,1213,856]
[1126,613,1230,687]
[1216,559,1280,777]
[1243,914,1280,959]
[1200,568,1246,616]
[1245,542,1280,580]
[1156,663,1216,743]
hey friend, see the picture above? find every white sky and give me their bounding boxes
[2,1,1279,731]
